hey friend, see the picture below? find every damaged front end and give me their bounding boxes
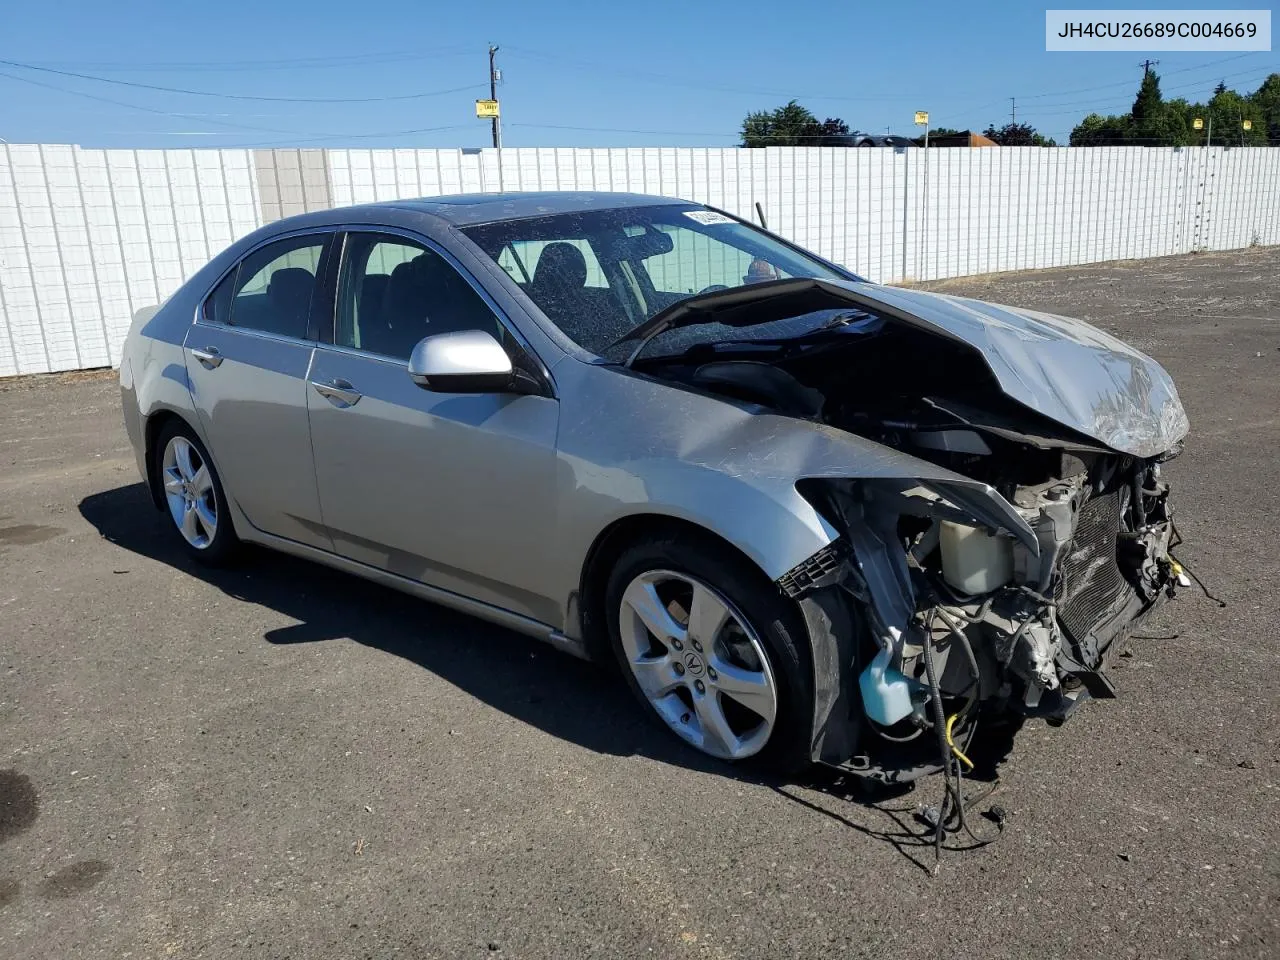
[789,445,1185,781]
[630,278,1192,781]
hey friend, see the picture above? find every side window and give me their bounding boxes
[336,233,502,361]
[203,270,236,325]
[225,235,327,339]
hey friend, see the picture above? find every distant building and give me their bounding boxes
[923,131,999,147]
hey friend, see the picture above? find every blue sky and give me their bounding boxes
[2,0,1276,148]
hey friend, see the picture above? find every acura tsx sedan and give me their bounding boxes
[120,192,1190,779]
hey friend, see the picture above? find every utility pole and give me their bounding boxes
[488,45,502,149]
[1139,58,1159,77]
[1010,97,1016,125]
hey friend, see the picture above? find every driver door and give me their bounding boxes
[306,230,561,624]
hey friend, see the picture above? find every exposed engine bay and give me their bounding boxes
[635,287,1192,790]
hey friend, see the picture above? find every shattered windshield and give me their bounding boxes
[461,205,852,359]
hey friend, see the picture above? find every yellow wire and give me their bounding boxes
[945,713,974,770]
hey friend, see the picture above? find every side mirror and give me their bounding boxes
[408,330,522,394]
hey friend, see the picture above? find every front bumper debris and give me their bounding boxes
[781,457,1186,781]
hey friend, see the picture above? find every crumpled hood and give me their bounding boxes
[849,282,1189,458]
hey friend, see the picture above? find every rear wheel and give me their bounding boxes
[154,420,238,564]
[605,534,814,772]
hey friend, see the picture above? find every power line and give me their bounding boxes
[1010,52,1264,103]
[501,45,922,102]
[1020,66,1280,119]
[938,51,1268,117]
[0,69,478,145]
[220,125,478,149]
[0,70,316,137]
[0,57,488,103]
[510,122,913,142]
[511,122,738,137]
[13,47,474,73]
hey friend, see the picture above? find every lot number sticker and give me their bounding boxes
[683,210,736,225]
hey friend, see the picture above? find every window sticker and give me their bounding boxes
[683,210,736,226]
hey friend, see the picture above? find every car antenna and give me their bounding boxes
[755,202,768,230]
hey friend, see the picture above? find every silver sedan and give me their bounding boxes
[120,192,1190,780]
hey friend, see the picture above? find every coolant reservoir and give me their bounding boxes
[939,521,1013,595]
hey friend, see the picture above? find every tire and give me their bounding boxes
[604,533,814,773]
[153,419,239,565]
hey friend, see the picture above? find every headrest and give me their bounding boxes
[267,267,314,306]
[533,242,588,290]
[743,259,779,284]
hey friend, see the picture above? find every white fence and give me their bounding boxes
[3,143,1279,377]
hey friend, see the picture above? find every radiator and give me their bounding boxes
[1056,489,1133,643]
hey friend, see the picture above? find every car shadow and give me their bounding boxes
[80,482,961,873]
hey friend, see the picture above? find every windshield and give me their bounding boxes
[461,205,852,359]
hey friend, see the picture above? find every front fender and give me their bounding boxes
[548,359,1031,619]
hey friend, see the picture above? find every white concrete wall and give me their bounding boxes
[0,144,260,376]
[3,144,1279,377]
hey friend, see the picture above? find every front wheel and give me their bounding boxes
[154,420,239,564]
[605,535,814,772]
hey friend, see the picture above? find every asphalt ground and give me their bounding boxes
[1,247,1277,959]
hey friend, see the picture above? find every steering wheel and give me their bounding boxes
[697,284,729,295]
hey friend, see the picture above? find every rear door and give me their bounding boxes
[184,231,334,549]
[305,229,560,623]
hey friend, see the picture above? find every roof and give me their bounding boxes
[226,191,696,245]
[384,191,683,225]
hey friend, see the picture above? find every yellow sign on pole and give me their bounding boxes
[475,99,500,119]
[914,111,929,126]
[1192,117,1204,130]
[1243,119,1253,131]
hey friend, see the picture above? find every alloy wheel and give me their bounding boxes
[161,435,217,549]
[617,569,778,760]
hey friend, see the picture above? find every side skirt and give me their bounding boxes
[240,527,590,661]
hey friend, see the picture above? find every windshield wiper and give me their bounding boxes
[811,310,867,331]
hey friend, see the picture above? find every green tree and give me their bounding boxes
[1132,70,1165,125]
[982,122,1057,146]
[1068,72,1279,146]
[1163,98,1199,146]
[1069,112,1132,146]
[815,117,851,144]
[740,101,851,147]
[741,101,816,147]
[1210,87,1268,145]
[1127,70,1188,145]
[1249,73,1280,140]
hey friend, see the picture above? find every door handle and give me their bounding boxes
[310,377,362,407]
[190,346,223,368]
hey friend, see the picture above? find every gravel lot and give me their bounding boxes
[2,247,1277,959]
